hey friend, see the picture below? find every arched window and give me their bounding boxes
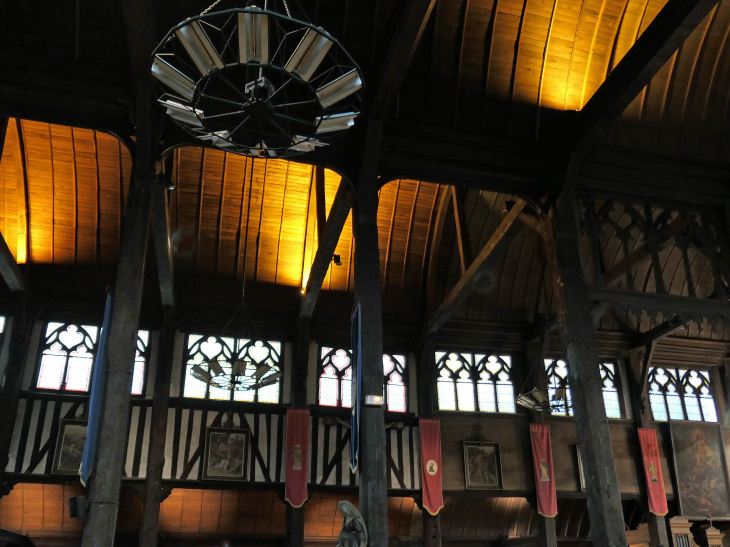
[317,348,408,412]
[648,367,717,422]
[183,334,282,403]
[544,359,572,416]
[35,322,150,395]
[600,362,621,419]
[436,351,515,413]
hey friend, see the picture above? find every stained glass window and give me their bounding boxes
[317,347,408,412]
[648,367,717,422]
[36,322,150,395]
[544,359,624,418]
[183,334,282,403]
[600,362,622,419]
[436,352,515,413]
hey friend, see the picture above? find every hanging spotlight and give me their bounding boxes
[176,21,225,76]
[207,360,225,377]
[316,112,358,134]
[150,1,364,157]
[238,10,269,64]
[151,58,196,101]
[285,29,332,82]
[317,70,362,109]
[191,365,213,384]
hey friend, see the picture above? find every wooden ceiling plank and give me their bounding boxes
[370,0,438,119]
[8,119,28,264]
[400,180,421,295]
[315,166,326,246]
[299,178,354,321]
[570,0,721,148]
[425,199,527,335]
[382,180,401,291]
[425,185,452,315]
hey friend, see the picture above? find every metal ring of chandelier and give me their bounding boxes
[150,5,364,157]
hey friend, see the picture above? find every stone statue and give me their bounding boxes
[336,501,368,547]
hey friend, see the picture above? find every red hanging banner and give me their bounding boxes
[638,428,668,516]
[285,408,310,508]
[419,418,444,516]
[530,423,558,518]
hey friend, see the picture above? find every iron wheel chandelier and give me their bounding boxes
[150,0,364,157]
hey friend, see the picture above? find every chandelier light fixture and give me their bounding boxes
[150,0,364,157]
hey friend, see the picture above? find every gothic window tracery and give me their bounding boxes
[436,352,515,413]
[648,367,717,422]
[183,334,282,403]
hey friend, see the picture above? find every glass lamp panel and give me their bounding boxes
[648,393,668,421]
[684,396,702,421]
[65,353,94,391]
[496,382,515,413]
[387,382,406,413]
[437,378,456,410]
[477,380,496,412]
[184,364,208,398]
[131,358,145,395]
[666,393,685,420]
[602,389,621,418]
[700,396,718,422]
[319,366,338,406]
[37,352,66,390]
[456,378,475,411]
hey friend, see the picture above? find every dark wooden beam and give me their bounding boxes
[315,166,326,246]
[602,218,686,288]
[139,308,175,547]
[632,316,686,349]
[0,117,8,160]
[0,232,25,293]
[81,82,156,546]
[0,294,31,497]
[353,120,388,544]
[0,54,133,137]
[544,155,628,547]
[424,200,526,335]
[8,119,28,265]
[299,180,354,321]
[425,186,452,315]
[587,286,730,320]
[369,0,437,120]
[570,0,720,147]
[151,183,175,309]
[451,186,472,274]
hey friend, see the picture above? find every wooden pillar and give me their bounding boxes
[353,121,388,545]
[139,307,175,547]
[418,337,441,547]
[0,293,30,497]
[542,155,628,547]
[286,320,309,547]
[627,347,671,547]
[81,82,156,546]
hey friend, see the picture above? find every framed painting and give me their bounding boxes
[670,422,730,520]
[52,419,87,475]
[203,427,250,481]
[463,441,502,489]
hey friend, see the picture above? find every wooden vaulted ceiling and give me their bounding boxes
[2,118,728,337]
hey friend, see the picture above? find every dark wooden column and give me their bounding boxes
[286,320,310,547]
[81,83,156,546]
[353,121,388,545]
[139,307,175,547]
[0,293,30,497]
[418,337,441,547]
[541,155,628,547]
[627,347,671,547]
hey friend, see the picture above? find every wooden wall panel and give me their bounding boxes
[0,483,84,533]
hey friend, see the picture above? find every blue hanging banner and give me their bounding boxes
[80,291,113,486]
[349,302,361,473]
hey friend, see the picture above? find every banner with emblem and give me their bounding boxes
[530,423,558,517]
[638,428,668,516]
[285,408,310,508]
[419,418,444,515]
